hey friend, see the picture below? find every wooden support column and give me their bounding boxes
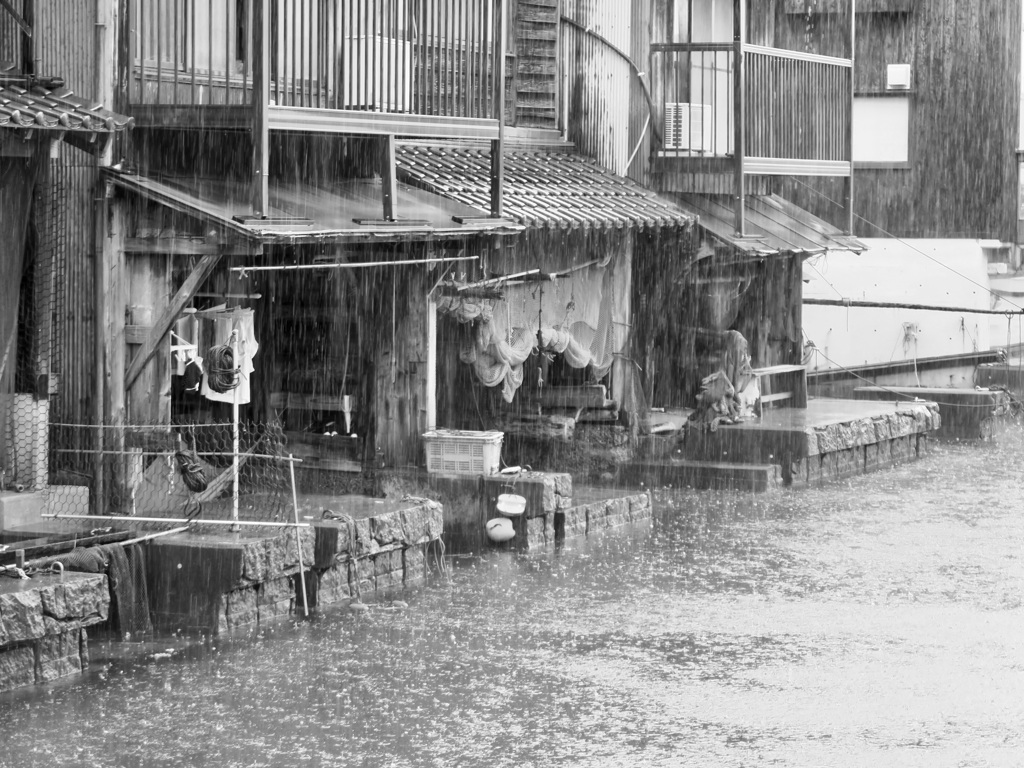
[20,0,33,75]
[490,0,507,217]
[101,196,128,514]
[94,0,116,167]
[426,294,437,431]
[251,0,270,217]
[843,0,856,235]
[381,134,397,222]
[126,252,172,425]
[733,0,745,237]
[124,253,221,392]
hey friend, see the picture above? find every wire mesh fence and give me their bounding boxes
[45,421,294,523]
[2,153,65,500]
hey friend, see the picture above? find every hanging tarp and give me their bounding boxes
[437,244,630,402]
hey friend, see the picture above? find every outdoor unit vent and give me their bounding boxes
[886,63,912,90]
[342,36,413,111]
[664,103,713,152]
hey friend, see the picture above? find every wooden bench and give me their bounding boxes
[750,364,807,409]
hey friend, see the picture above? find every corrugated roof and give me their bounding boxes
[669,193,866,256]
[107,171,523,244]
[396,144,695,231]
[0,69,134,135]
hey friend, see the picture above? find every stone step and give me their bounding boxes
[617,460,778,493]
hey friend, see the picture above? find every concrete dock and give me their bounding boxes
[623,397,941,490]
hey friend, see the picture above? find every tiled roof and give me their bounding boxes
[0,68,134,134]
[396,144,694,231]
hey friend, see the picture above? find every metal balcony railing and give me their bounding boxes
[651,42,852,176]
[126,0,503,130]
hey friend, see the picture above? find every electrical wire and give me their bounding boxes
[789,176,1024,311]
[804,337,1006,409]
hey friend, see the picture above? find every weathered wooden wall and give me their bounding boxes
[770,1,1021,241]
[373,264,432,469]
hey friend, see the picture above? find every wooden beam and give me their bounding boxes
[124,237,253,256]
[733,0,745,236]
[381,134,397,221]
[124,253,220,392]
[490,0,507,216]
[251,0,270,217]
[19,0,32,74]
[844,0,856,234]
[0,0,30,35]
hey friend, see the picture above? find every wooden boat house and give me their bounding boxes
[2,0,934,519]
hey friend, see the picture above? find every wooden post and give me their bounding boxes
[94,0,117,167]
[103,199,128,514]
[733,0,745,237]
[490,0,506,217]
[381,134,397,221]
[251,0,270,218]
[93,184,109,515]
[20,0,32,75]
[843,0,856,235]
[426,295,437,431]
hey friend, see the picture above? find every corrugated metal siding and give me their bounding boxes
[627,0,650,186]
[562,0,631,173]
[0,0,28,63]
[34,1,102,428]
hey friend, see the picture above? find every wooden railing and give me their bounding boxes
[651,42,852,173]
[126,0,502,123]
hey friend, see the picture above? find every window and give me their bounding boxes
[852,95,910,166]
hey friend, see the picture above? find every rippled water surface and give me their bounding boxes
[3,432,1024,767]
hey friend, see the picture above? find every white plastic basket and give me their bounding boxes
[423,429,503,476]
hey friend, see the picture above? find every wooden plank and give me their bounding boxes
[381,134,397,221]
[124,253,220,392]
[537,384,608,409]
[0,531,132,566]
[124,237,252,256]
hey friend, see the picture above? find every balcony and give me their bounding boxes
[650,41,853,228]
[125,0,505,140]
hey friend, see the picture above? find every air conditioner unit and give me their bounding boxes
[664,102,714,152]
[341,36,412,111]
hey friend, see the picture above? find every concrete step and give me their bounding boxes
[617,460,778,493]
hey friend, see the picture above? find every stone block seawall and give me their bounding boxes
[380,469,652,552]
[0,572,109,692]
[149,498,446,635]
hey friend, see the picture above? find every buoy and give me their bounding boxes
[496,493,526,516]
[485,517,515,543]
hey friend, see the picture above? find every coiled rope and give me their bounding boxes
[205,344,239,394]
[174,447,208,493]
